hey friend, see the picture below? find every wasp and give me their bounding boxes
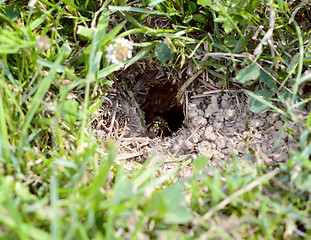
[146,116,173,139]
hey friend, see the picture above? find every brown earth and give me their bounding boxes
[92,66,299,176]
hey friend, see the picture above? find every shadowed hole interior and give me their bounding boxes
[136,82,184,137]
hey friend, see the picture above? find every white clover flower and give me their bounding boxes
[105,38,133,67]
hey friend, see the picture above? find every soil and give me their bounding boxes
[92,67,299,177]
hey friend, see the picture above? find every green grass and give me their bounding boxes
[0,0,311,239]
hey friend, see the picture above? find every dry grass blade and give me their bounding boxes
[200,168,281,221]
[254,3,276,56]
[108,100,118,135]
[191,89,245,98]
[177,69,204,106]
[121,76,146,127]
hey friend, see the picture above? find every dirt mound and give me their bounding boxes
[92,68,298,175]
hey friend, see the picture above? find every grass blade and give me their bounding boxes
[50,170,60,240]
[17,43,71,166]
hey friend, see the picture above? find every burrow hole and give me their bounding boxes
[136,82,184,138]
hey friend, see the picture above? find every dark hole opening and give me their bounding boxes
[136,81,184,138]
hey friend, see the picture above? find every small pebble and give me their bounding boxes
[227,138,236,149]
[236,142,246,153]
[204,126,217,141]
[197,110,204,116]
[258,112,267,118]
[215,136,227,149]
[190,133,200,144]
[193,116,207,127]
[188,110,198,119]
[266,115,277,125]
[224,109,236,120]
[274,120,284,131]
[250,119,263,128]
[204,106,217,118]
[220,95,230,109]
[184,140,194,151]
[211,95,218,105]
[215,112,225,122]
[189,103,197,110]
[213,122,223,131]
[192,100,201,108]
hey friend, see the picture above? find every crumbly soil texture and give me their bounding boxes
[92,65,298,176]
